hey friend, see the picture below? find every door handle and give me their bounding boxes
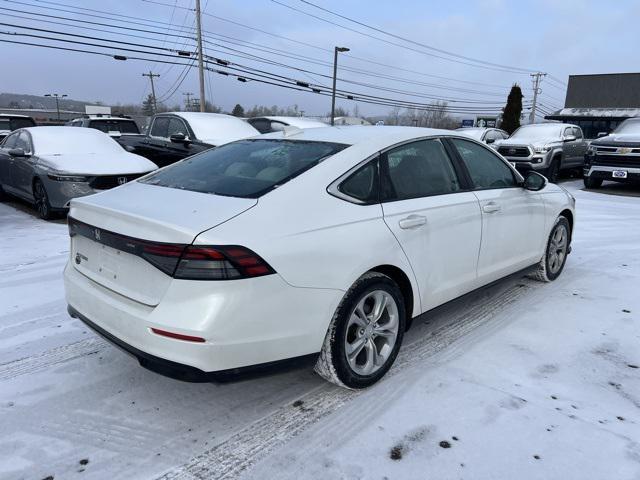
[482,202,502,213]
[398,215,427,229]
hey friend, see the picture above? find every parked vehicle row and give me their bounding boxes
[66,114,141,136]
[455,127,509,145]
[584,117,640,188]
[63,126,575,388]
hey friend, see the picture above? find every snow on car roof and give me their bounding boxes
[170,112,259,145]
[261,116,328,128]
[260,125,454,148]
[23,126,125,154]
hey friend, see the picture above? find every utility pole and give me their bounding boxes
[183,92,194,111]
[142,71,160,113]
[529,72,546,124]
[331,46,350,126]
[44,93,67,121]
[195,0,206,112]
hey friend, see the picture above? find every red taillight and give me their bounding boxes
[151,328,205,343]
[173,245,274,280]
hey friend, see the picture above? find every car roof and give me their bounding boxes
[259,116,328,128]
[260,125,456,148]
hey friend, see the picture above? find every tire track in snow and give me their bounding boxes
[157,280,534,480]
[0,337,109,381]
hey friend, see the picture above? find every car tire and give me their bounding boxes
[315,272,406,389]
[33,179,54,220]
[529,216,570,283]
[583,176,603,189]
[545,156,561,183]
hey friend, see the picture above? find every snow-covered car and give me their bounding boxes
[117,112,260,167]
[0,113,36,141]
[64,126,575,388]
[0,127,157,219]
[455,127,508,146]
[246,116,327,133]
[66,114,141,137]
[495,123,588,182]
[583,117,640,188]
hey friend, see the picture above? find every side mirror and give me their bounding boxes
[563,135,577,142]
[486,137,495,144]
[8,148,28,157]
[170,133,188,143]
[523,171,547,191]
[597,132,608,138]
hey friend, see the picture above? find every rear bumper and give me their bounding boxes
[64,262,343,374]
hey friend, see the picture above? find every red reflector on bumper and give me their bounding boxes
[151,328,206,343]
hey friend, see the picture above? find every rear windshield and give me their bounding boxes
[140,139,348,198]
[0,117,35,131]
[89,119,140,134]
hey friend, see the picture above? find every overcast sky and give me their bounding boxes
[2,0,639,117]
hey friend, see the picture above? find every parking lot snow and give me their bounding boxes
[1,180,639,480]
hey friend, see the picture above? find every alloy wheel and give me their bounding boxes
[548,223,568,274]
[344,290,400,376]
[34,181,50,219]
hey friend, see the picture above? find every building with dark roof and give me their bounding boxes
[545,73,640,138]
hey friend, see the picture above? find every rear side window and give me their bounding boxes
[150,117,170,137]
[140,139,347,198]
[381,139,461,201]
[451,138,516,189]
[338,160,379,203]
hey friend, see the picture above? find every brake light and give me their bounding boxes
[174,245,274,280]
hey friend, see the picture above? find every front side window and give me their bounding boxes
[451,138,517,189]
[381,139,461,201]
[167,118,189,138]
[14,131,31,152]
[150,117,170,138]
[140,139,347,198]
[572,127,583,139]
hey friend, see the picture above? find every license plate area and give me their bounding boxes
[72,235,171,306]
[612,170,628,178]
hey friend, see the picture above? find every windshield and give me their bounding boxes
[89,119,140,134]
[510,124,563,141]
[613,118,640,135]
[0,117,35,131]
[140,139,348,198]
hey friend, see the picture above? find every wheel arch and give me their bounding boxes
[559,208,574,238]
[367,264,416,330]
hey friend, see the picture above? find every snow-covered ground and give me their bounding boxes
[1,180,639,480]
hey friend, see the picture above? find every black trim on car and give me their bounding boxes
[67,305,318,383]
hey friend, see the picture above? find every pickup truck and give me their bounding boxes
[0,114,36,142]
[584,117,640,188]
[116,112,259,167]
[495,123,588,183]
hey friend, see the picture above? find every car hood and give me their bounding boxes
[69,181,258,244]
[592,133,640,146]
[38,152,158,175]
[496,138,559,149]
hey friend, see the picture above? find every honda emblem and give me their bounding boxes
[94,228,101,241]
[117,176,128,185]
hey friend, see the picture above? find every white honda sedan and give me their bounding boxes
[63,126,575,388]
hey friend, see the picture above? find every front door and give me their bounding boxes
[448,138,546,284]
[380,138,482,311]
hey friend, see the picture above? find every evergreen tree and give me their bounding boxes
[501,84,523,134]
[142,94,155,116]
[231,104,245,117]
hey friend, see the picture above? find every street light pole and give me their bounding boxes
[331,46,350,126]
[44,93,67,121]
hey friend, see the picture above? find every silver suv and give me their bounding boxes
[496,123,588,182]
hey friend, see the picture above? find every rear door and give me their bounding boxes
[380,138,482,311]
[449,138,546,284]
[0,132,18,190]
